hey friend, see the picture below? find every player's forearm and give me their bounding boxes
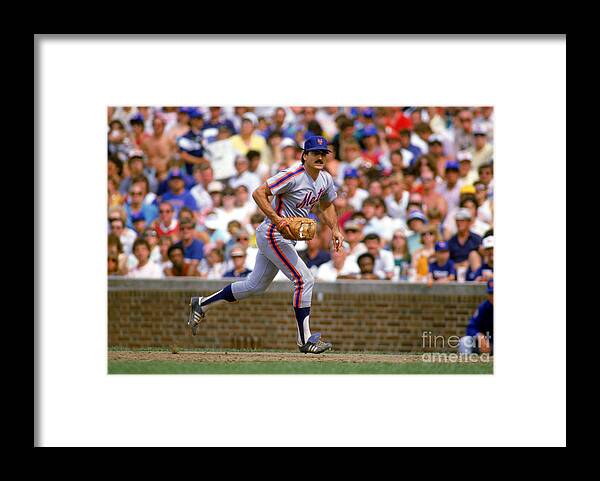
[252,187,280,224]
[320,204,340,232]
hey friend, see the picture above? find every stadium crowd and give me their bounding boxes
[107,106,494,283]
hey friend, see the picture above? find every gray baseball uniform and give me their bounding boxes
[230,161,337,310]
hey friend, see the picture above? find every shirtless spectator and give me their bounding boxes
[141,116,173,172]
[420,170,448,218]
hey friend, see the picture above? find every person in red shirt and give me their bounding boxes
[152,201,179,240]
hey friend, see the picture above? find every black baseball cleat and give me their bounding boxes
[299,333,333,354]
[187,296,205,335]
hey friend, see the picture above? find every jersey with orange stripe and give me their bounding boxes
[260,161,337,231]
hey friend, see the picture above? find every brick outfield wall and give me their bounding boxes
[108,278,488,352]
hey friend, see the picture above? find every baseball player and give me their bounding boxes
[187,136,345,353]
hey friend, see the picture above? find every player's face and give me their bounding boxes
[305,150,328,170]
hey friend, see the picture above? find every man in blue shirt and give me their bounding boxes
[124,182,159,229]
[176,108,208,176]
[161,168,198,217]
[448,208,483,266]
[173,219,205,271]
[459,279,494,355]
[399,129,423,166]
[428,241,457,284]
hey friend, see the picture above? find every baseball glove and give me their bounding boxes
[276,217,317,240]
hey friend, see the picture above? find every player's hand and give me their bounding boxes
[275,217,293,239]
[331,230,345,252]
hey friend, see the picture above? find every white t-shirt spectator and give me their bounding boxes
[204,138,238,181]
[213,207,249,232]
[229,171,261,196]
[126,261,164,279]
[363,217,407,244]
[316,258,361,282]
[347,188,369,212]
[385,192,410,220]
[190,184,213,213]
[373,249,396,279]
[438,182,461,213]
[478,199,493,225]
[120,228,138,256]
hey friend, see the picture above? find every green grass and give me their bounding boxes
[108,360,493,375]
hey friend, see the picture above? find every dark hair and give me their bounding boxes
[357,252,375,264]
[108,233,123,253]
[399,128,411,137]
[109,119,125,130]
[363,233,381,243]
[178,206,194,221]
[167,244,184,257]
[339,118,355,131]
[251,213,265,224]
[460,195,479,208]
[414,122,432,135]
[478,162,494,174]
[130,117,144,127]
[108,156,123,176]
[131,175,149,194]
[133,238,150,252]
[306,120,323,136]
[246,150,261,162]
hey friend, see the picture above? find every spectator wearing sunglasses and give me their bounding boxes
[124,184,158,230]
[468,124,493,171]
[173,219,205,271]
[152,201,180,240]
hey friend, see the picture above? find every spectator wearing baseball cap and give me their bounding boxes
[437,160,462,213]
[405,209,428,256]
[230,111,268,158]
[468,124,493,171]
[343,167,369,212]
[161,167,198,217]
[457,150,478,186]
[223,244,253,278]
[447,207,483,275]
[427,241,457,285]
[458,279,494,355]
[466,235,494,282]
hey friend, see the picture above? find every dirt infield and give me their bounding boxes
[108,350,492,364]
